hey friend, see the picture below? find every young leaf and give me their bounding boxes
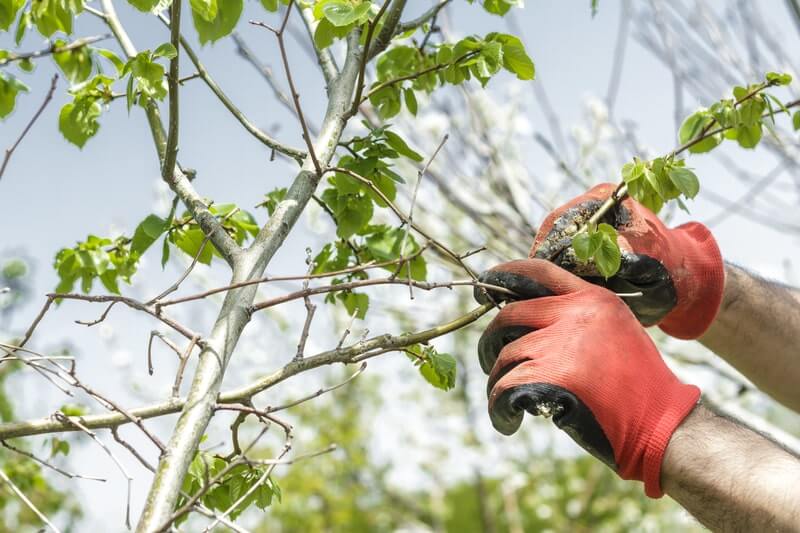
[131,215,168,255]
[572,231,599,262]
[419,349,457,391]
[384,130,423,162]
[0,72,28,119]
[192,0,242,44]
[595,232,621,278]
[53,40,93,84]
[667,167,700,199]
[59,98,101,147]
[678,110,721,153]
[153,42,178,59]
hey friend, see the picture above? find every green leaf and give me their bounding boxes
[735,123,762,149]
[620,160,644,183]
[0,72,28,119]
[667,167,700,199]
[481,0,516,16]
[59,403,87,416]
[678,110,721,154]
[595,231,620,278]
[0,0,25,31]
[338,291,369,319]
[53,40,93,84]
[766,71,792,86]
[419,349,456,391]
[131,215,168,255]
[794,110,800,131]
[260,0,277,10]
[572,231,599,262]
[50,437,70,457]
[258,187,288,216]
[192,0,242,44]
[97,48,125,74]
[127,0,161,11]
[403,88,418,115]
[314,17,335,49]
[321,0,370,27]
[31,0,81,37]
[15,10,31,45]
[153,42,178,59]
[189,0,217,22]
[161,236,171,268]
[488,33,535,80]
[58,98,101,147]
[174,227,213,264]
[384,130,423,162]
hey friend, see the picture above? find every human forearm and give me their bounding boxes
[662,402,800,532]
[699,263,800,412]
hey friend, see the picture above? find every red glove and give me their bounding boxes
[475,259,700,497]
[530,183,725,339]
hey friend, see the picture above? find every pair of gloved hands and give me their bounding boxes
[475,184,725,497]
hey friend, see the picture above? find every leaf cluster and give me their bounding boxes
[176,451,281,525]
[405,344,457,391]
[369,32,534,119]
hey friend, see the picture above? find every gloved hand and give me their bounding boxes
[530,183,724,339]
[474,259,700,497]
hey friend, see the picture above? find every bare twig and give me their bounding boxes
[1,440,106,482]
[0,35,110,67]
[54,413,133,529]
[399,133,449,297]
[0,75,58,182]
[250,2,321,174]
[0,468,62,532]
[158,14,307,164]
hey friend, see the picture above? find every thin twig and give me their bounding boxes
[265,362,366,413]
[0,35,110,67]
[0,75,58,182]
[250,1,321,174]
[54,413,133,529]
[399,133,449,298]
[1,440,106,482]
[0,468,62,532]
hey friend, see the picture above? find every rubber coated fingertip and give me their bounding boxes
[473,270,554,305]
[477,325,534,374]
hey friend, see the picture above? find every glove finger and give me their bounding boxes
[473,268,554,306]
[600,252,676,326]
[531,183,618,259]
[477,296,567,374]
[488,365,617,469]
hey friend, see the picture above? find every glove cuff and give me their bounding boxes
[659,223,725,339]
[642,384,701,498]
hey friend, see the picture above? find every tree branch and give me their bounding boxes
[0,35,110,68]
[367,0,408,60]
[99,0,240,266]
[298,5,339,85]
[134,28,366,531]
[161,0,181,185]
[159,14,307,164]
